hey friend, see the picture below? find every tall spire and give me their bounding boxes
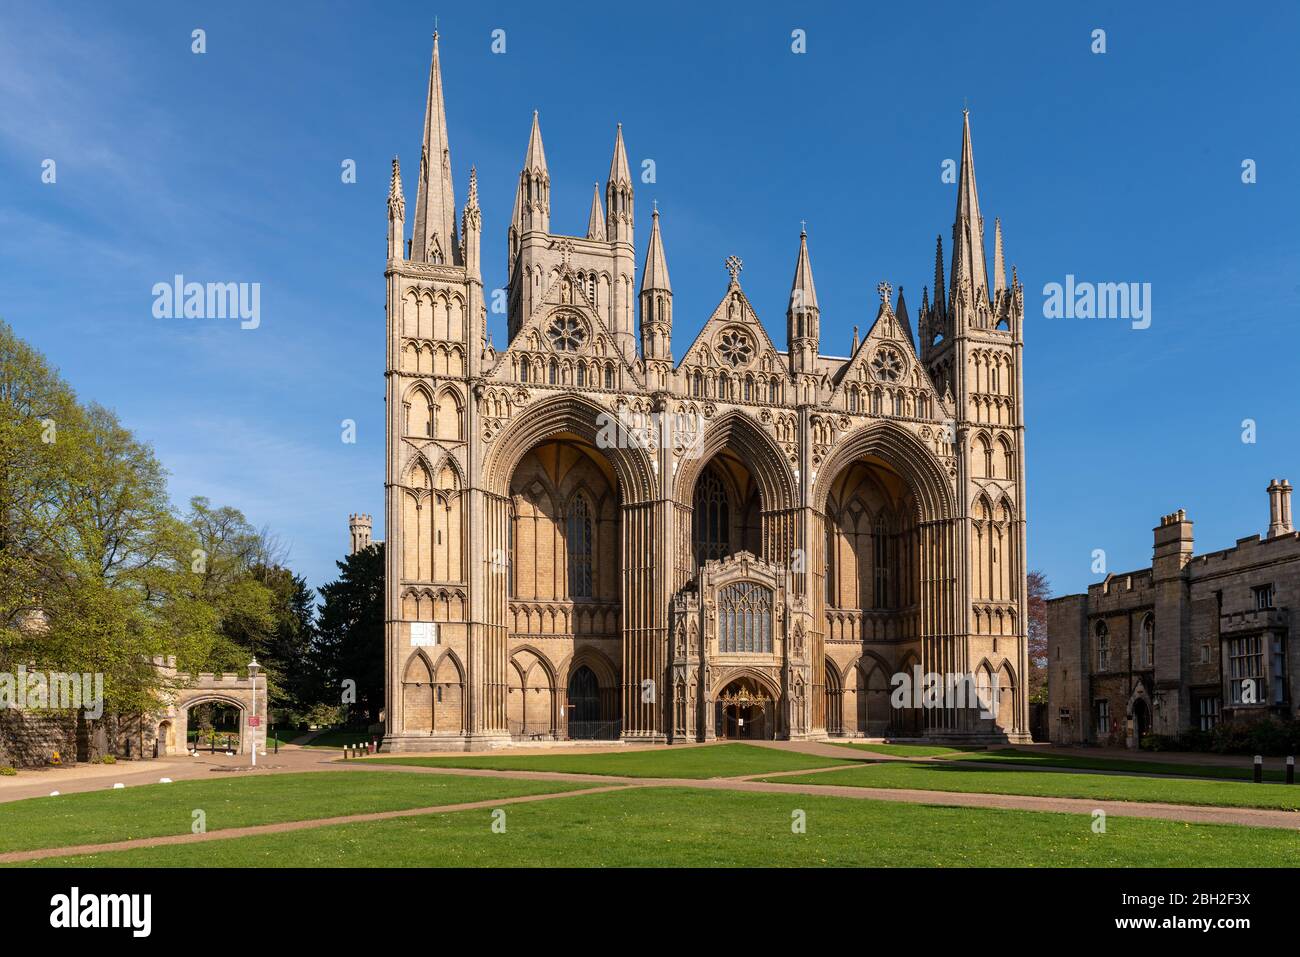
[586,183,606,241]
[640,206,670,292]
[992,217,1006,295]
[949,109,989,309]
[411,31,458,265]
[788,226,819,316]
[524,110,547,174]
[605,124,634,244]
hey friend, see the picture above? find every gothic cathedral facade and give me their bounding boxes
[383,36,1030,750]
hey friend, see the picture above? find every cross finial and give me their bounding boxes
[653,198,658,213]
[433,16,439,40]
[800,219,807,236]
[725,255,743,284]
[877,280,893,304]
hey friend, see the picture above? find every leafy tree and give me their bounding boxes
[313,544,385,725]
[1027,570,1051,703]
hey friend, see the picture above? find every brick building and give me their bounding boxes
[1048,480,1298,747]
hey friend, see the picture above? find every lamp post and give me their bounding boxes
[248,658,260,767]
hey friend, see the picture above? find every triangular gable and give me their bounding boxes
[488,254,642,387]
[831,299,951,419]
[676,281,788,379]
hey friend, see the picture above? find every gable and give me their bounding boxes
[831,299,951,421]
[676,282,790,401]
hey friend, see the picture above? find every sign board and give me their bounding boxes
[411,622,439,647]
[248,716,260,727]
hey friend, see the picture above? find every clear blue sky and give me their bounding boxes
[2,1,1297,598]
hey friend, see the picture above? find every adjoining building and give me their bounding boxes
[1048,481,1298,747]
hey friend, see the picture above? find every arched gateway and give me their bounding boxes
[380,35,1030,749]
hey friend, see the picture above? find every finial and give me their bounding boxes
[725,255,743,284]
[433,16,439,40]
[800,219,807,236]
[877,281,892,304]
[653,198,659,214]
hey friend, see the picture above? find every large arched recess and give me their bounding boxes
[810,420,961,735]
[672,410,798,580]
[479,394,658,738]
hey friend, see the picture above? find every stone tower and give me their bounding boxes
[349,513,373,555]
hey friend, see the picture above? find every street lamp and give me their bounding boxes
[248,658,260,767]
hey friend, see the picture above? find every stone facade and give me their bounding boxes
[383,35,1030,751]
[1048,481,1300,747]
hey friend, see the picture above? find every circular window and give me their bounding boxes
[547,314,587,352]
[871,346,904,382]
[717,329,753,367]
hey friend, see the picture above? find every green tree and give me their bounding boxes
[313,544,385,725]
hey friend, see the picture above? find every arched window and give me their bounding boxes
[718,582,774,653]
[692,370,702,397]
[873,516,891,609]
[605,365,614,390]
[519,356,530,382]
[548,359,558,384]
[692,466,730,564]
[1096,621,1110,671]
[567,665,600,727]
[1142,615,1154,668]
[566,496,593,598]
[577,363,587,387]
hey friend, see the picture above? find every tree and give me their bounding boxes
[312,544,385,726]
[1027,570,1051,703]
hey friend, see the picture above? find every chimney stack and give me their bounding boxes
[1267,479,1294,538]
[349,513,373,554]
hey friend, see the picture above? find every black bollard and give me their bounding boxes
[1288,755,1295,785]
[1253,754,1263,783]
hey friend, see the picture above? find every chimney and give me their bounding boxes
[349,513,373,555]
[1268,479,1294,538]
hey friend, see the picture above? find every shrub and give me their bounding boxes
[100,754,117,764]
[0,766,16,776]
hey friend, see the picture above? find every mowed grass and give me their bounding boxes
[761,762,1300,811]
[295,729,378,749]
[21,786,1296,868]
[953,748,1289,781]
[0,771,587,854]
[830,742,974,758]
[361,742,858,778]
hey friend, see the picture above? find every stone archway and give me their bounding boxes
[161,668,268,756]
[711,669,782,741]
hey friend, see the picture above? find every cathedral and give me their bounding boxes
[382,35,1030,750]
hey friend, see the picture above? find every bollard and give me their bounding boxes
[1253,754,1263,783]
[1288,755,1295,785]
[274,734,279,755]
[343,745,349,760]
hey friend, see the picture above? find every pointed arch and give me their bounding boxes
[673,409,797,514]
[812,419,954,522]
[434,386,464,441]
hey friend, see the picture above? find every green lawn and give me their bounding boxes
[361,742,858,779]
[830,742,974,758]
[953,748,1288,782]
[20,786,1296,868]
[0,771,587,854]
[760,762,1300,811]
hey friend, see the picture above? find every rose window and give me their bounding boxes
[871,346,903,382]
[547,315,587,352]
[717,329,753,367]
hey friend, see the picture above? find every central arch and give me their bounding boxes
[712,670,782,741]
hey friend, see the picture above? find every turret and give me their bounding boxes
[639,205,672,363]
[786,226,819,376]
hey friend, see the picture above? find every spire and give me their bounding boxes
[992,217,1006,295]
[387,156,405,260]
[605,124,634,243]
[788,226,819,317]
[388,156,405,221]
[514,111,550,235]
[851,325,860,352]
[933,234,947,319]
[608,123,631,186]
[586,183,606,241]
[524,110,547,174]
[640,206,670,292]
[895,286,915,350]
[949,109,989,308]
[411,31,458,265]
